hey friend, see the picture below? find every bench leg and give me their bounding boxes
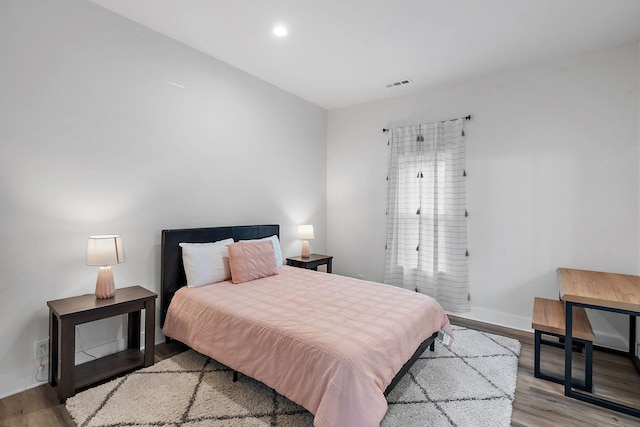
[534,330,542,379]
[559,336,586,353]
[533,330,593,392]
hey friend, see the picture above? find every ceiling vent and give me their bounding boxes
[385,78,412,88]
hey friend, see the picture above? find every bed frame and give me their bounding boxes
[159,224,437,397]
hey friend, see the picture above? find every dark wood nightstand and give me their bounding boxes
[47,285,157,402]
[286,254,333,273]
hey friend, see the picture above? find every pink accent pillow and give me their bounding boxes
[228,240,279,284]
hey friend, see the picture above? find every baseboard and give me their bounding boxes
[0,365,45,400]
[449,306,629,351]
[591,330,628,352]
[0,330,165,400]
[75,330,162,364]
[448,306,532,332]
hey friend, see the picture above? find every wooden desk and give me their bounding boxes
[557,268,640,417]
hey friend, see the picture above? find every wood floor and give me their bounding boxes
[450,316,640,427]
[1,318,638,426]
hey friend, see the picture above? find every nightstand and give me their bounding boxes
[286,254,333,273]
[47,285,157,402]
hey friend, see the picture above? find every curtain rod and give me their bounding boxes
[382,115,471,133]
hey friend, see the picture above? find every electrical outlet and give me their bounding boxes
[34,339,48,359]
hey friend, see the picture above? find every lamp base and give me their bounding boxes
[95,266,116,299]
[301,241,310,259]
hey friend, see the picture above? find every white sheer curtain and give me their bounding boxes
[383,118,469,312]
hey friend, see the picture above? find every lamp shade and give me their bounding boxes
[297,225,315,240]
[86,235,125,266]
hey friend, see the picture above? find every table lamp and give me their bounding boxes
[86,234,125,299]
[297,225,314,259]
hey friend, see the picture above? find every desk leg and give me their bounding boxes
[564,303,640,417]
[144,299,155,367]
[630,315,636,358]
[327,259,332,273]
[631,315,640,373]
[564,302,574,397]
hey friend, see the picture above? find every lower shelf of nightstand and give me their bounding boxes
[74,349,145,390]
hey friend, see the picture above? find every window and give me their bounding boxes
[384,119,469,312]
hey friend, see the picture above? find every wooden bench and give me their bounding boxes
[532,297,595,392]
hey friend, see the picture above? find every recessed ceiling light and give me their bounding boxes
[273,25,288,37]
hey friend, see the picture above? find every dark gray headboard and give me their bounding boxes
[160,224,280,326]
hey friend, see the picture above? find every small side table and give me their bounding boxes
[47,285,157,402]
[286,254,333,273]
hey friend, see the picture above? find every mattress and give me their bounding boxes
[162,266,451,426]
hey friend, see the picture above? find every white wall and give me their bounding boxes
[0,0,327,398]
[327,43,639,344]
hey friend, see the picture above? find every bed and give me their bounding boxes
[160,224,451,427]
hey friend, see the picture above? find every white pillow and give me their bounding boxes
[240,235,283,268]
[179,238,234,287]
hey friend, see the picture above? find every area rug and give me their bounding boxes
[66,326,521,427]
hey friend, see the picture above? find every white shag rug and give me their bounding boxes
[66,326,521,427]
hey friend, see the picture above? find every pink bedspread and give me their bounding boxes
[162,266,450,427]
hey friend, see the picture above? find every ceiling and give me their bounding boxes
[91,0,640,110]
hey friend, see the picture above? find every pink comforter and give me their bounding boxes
[162,266,450,427]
